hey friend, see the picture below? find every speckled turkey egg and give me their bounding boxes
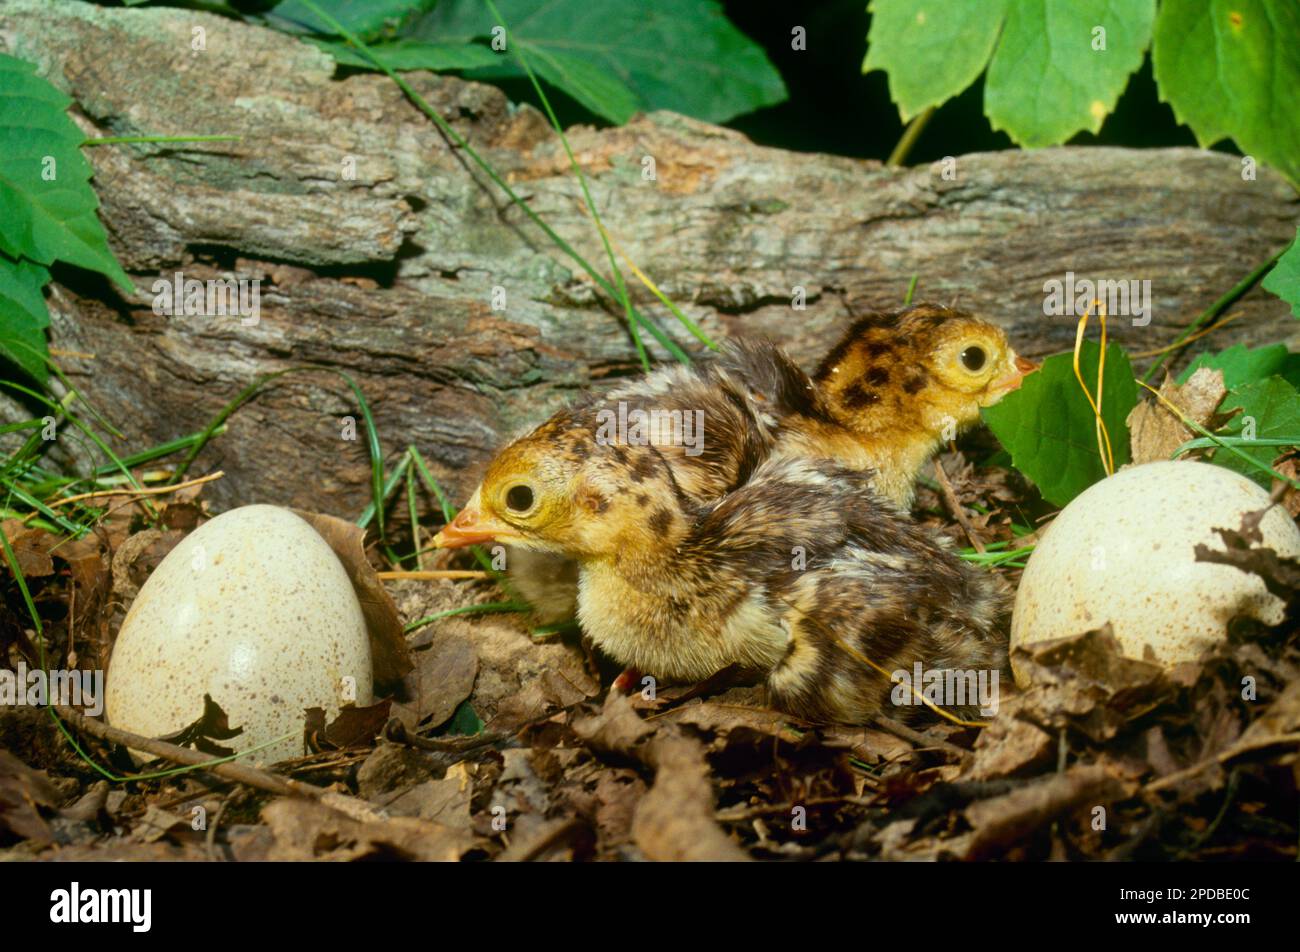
[106,505,372,764]
[1011,461,1300,687]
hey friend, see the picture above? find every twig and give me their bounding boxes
[53,706,387,823]
[932,458,985,554]
[206,793,231,862]
[1179,768,1240,858]
[49,471,223,507]
[382,717,507,753]
[715,795,875,823]
[872,714,972,762]
[377,570,490,580]
[1142,250,1283,383]
[1146,732,1300,792]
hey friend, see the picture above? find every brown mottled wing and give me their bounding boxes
[689,457,1009,723]
[715,337,836,426]
[579,361,776,502]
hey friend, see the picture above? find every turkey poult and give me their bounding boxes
[434,410,1010,725]
[725,302,1037,507]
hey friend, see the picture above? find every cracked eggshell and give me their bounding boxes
[106,505,372,764]
[1011,461,1300,687]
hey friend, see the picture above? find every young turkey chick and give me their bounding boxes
[722,303,1036,507]
[501,354,780,623]
[434,415,1009,725]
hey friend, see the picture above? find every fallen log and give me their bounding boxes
[2,0,1296,516]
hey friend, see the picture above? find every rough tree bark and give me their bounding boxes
[2,0,1297,517]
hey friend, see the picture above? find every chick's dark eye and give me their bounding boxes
[505,484,534,513]
[960,346,986,372]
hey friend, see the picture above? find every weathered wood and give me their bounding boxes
[2,0,1297,517]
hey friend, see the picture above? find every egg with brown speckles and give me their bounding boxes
[106,505,372,764]
[1010,461,1300,687]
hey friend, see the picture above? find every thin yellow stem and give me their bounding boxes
[1072,302,1116,476]
[828,635,989,728]
[1131,311,1244,359]
[47,470,223,508]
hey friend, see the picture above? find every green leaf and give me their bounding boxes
[1177,342,1290,390]
[270,0,436,37]
[440,699,484,736]
[985,0,1156,147]
[1152,0,1300,188]
[0,53,132,293]
[0,252,50,385]
[1214,376,1300,483]
[982,341,1138,506]
[314,37,501,71]
[863,0,1008,122]
[1262,228,1300,317]
[409,0,787,124]
[516,44,640,125]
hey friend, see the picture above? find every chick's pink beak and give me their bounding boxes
[432,490,513,549]
[993,352,1039,393]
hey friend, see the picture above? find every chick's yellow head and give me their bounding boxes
[433,412,683,559]
[921,312,1033,415]
[815,303,1036,438]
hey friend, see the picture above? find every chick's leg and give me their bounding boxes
[611,666,644,695]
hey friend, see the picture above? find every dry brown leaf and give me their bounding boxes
[355,743,435,803]
[1010,627,1169,743]
[294,510,412,682]
[574,694,747,861]
[386,762,474,829]
[306,698,392,750]
[656,700,801,741]
[1126,368,1226,465]
[0,750,58,845]
[391,634,478,730]
[134,805,189,844]
[966,717,1055,781]
[633,730,748,861]
[110,528,182,599]
[0,521,58,578]
[957,764,1136,860]
[1272,454,1300,517]
[261,798,473,861]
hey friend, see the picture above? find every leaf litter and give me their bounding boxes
[1,470,1298,862]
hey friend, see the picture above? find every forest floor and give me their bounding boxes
[2,449,1299,862]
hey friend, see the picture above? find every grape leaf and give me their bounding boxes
[862,0,1007,122]
[982,341,1137,506]
[1152,0,1300,188]
[514,45,640,125]
[1215,376,1300,483]
[985,0,1155,147]
[863,0,1153,146]
[408,0,786,124]
[270,0,436,37]
[0,53,131,292]
[1178,342,1291,390]
[314,38,501,71]
[1262,228,1300,318]
[0,253,50,385]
